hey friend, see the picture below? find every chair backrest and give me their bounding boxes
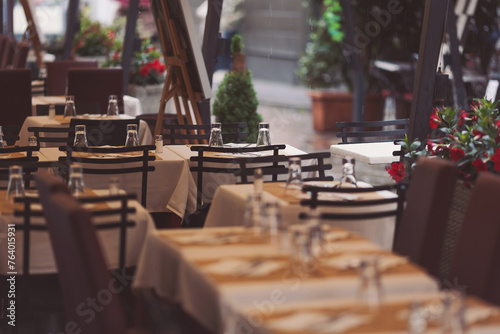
[11,41,29,68]
[393,157,458,278]
[58,145,156,206]
[448,172,500,305]
[46,60,98,96]
[28,126,73,146]
[0,69,32,128]
[163,122,248,144]
[336,119,410,144]
[69,118,140,146]
[38,192,128,334]
[0,146,39,187]
[2,124,20,145]
[67,68,124,115]
[0,36,16,68]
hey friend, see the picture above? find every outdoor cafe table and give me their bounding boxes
[38,147,197,217]
[204,182,397,250]
[330,142,401,165]
[132,226,441,334]
[16,114,153,147]
[0,189,155,275]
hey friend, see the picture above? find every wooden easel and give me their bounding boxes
[19,0,44,67]
[153,0,205,141]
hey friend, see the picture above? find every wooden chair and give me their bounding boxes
[67,68,124,115]
[299,182,406,222]
[28,126,73,146]
[69,118,141,146]
[0,146,39,187]
[0,36,16,68]
[2,124,21,145]
[46,60,98,95]
[393,157,458,278]
[336,119,410,144]
[163,122,248,144]
[448,172,500,305]
[37,192,130,334]
[11,40,30,68]
[58,145,156,206]
[0,69,32,129]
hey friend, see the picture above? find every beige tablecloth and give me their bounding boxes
[38,147,197,216]
[330,142,401,165]
[16,115,153,147]
[133,226,439,334]
[0,189,156,275]
[204,182,397,249]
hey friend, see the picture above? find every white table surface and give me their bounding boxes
[16,115,154,147]
[31,95,143,117]
[133,226,440,334]
[330,142,401,164]
[38,147,197,217]
[205,183,397,250]
[0,189,156,275]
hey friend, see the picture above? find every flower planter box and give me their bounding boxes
[309,91,384,132]
[128,83,164,115]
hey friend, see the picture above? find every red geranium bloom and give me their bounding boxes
[427,140,436,155]
[139,64,150,77]
[495,119,500,127]
[472,158,488,172]
[386,162,405,183]
[472,129,484,138]
[458,110,467,127]
[490,148,500,172]
[449,147,465,161]
[429,110,441,129]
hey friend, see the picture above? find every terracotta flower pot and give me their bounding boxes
[308,91,384,132]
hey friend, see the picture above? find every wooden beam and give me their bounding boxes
[408,0,449,142]
[122,0,140,95]
[63,0,80,60]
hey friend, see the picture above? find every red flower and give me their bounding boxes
[491,148,500,172]
[495,118,500,127]
[472,129,484,139]
[139,64,150,77]
[427,140,436,155]
[386,162,406,183]
[449,147,465,161]
[429,110,441,129]
[458,110,467,127]
[472,158,488,172]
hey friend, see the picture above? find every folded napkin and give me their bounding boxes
[172,234,244,245]
[201,258,284,277]
[323,254,407,271]
[267,311,371,333]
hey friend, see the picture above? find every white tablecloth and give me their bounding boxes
[38,147,197,216]
[205,183,397,250]
[16,115,154,147]
[330,142,401,164]
[31,95,143,117]
[0,190,156,275]
[133,227,439,334]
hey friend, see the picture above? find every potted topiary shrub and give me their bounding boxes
[297,0,424,132]
[212,34,262,142]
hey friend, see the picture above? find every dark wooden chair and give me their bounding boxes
[163,122,248,144]
[0,146,39,187]
[336,119,410,144]
[68,118,141,146]
[46,60,98,96]
[448,172,500,305]
[67,68,124,115]
[58,145,156,206]
[0,36,16,68]
[11,40,30,69]
[393,157,458,278]
[37,191,130,334]
[299,182,406,223]
[0,69,32,129]
[28,126,73,146]
[2,124,21,145]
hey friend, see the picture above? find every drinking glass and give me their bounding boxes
[0,126,4,148]
[48,104,56,120]
[6,165,25,204]
[243,193,263,235]
[68,163,86,197]
[29,136,38,156]
[408,301,428,334]
[38,64,47,79]
[208,122,223,147]
[262,201,288,249]
[289,228,315,274]
[107,95,119,116]
[63,95,76,118]
[338,157,357,187]
[256,122,271,146]
[285,157,303,194]
[440,289,466,334]
[357,256,382,311]
[125,124,139,147]
[155,134,164,153]
[73,125,88,148]
[109,176,120,195]
[253,168,263,194]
